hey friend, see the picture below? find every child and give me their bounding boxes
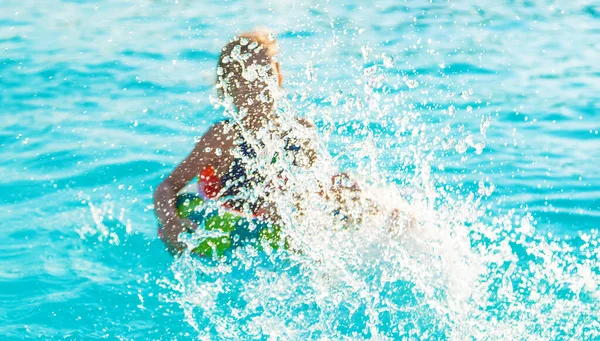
[154,29,410,253]
[154,29,322,252]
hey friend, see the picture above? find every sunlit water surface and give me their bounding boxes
[1,0,599,340]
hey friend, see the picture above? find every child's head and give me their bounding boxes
[217,28,282,111]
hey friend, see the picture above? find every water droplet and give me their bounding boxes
[305,61,315,82]
[382,54,395,68]
[455,140,468,154]
[405,78,419,89]
[474,142,485,154]
[448,105,456,116]
[480,116,492,135]
[361,45,372,60]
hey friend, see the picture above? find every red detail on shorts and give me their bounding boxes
[199,165,222,199]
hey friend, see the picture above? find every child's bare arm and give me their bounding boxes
[154,144,208,252]
[154,124,225,252]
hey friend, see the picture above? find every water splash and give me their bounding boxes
[159,28,600,341]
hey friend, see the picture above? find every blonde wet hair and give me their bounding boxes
[216,28,282,109]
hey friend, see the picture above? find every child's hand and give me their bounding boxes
[160,217,198,254]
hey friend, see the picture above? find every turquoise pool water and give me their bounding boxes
[1,0,599,339]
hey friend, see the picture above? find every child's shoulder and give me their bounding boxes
[199,120,238,147]
[205,119,234,135]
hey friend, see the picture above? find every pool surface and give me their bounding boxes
[1,0,599,339]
